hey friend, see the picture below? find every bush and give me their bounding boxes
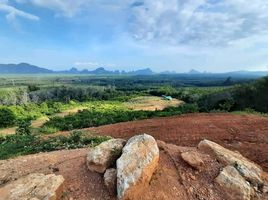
[15,119,31,135]
[43,103,199,131]
[0,130,111,159]
[0,108,16,128]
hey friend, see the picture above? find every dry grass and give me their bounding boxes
[124,96,184,111]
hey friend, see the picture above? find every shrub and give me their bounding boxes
[15,119,31,135]
[0,108,16,128]
[0,130,111,160]
[43,103,199,131]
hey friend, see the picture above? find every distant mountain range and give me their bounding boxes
[0,63,154,75]
[0,63,267,77]
[0,63,53,74]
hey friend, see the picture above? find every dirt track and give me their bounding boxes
[85,113,268,171]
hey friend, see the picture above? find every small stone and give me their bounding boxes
[181,151,204,170]
[104,168,117,195]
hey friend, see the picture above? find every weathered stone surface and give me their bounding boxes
[198,139,263,186]
[104,168,117,195]
[215,166,254,200]
[181,151,204,170]
[0,173,64,200]
[87,139,126,173]
[117,134,159,200]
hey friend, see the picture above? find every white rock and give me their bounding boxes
[215,165,254,200]
[181,151,204,170]
[0,173,64,200]
[117,134,159,200]
[198,139,263,186]
[87,139,126,173]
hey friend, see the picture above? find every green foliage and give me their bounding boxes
[150,86,227,103]
[15,119,31,135]
[27,84,40,92]
[232,77,268,112]
[43,103,199,131]
[0,107,16,128]
[38,126,59,134]
[198,77,268,113]
[0,130,111,160]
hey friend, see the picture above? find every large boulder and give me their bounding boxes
[0,173,64,200]
[215,166,254,200]
[117,134,159,200]
[87,139,126,173]
[104,168,117,195]
[198,139,263,186]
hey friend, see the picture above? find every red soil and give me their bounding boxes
[85,113,268,171]
[1,113,268,200]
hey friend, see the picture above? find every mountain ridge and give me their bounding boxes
[0,63,267,77]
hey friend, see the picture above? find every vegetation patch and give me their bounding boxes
[0,130,111,160]
[43,103,199,131]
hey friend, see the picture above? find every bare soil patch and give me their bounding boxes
[83,113,268,171]
[124,96,183,111]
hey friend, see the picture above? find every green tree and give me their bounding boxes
[0,108,16,128]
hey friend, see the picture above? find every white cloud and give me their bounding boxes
[24,0,89,17]
[128,0,268,46]
[0,1,39,21]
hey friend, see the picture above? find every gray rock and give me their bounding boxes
[0,173,64,200]
[104,168,117,195]
[87,139,126,173]
[215,165,254,200]
[117,134,159,200]
[198,139,263,186]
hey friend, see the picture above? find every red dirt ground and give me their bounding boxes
[0,142,230,200]
[84,113,268,171]
[1,113,268,200]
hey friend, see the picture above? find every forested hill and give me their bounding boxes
[0,63,53,74]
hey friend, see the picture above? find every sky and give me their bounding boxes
[0,0,268,72]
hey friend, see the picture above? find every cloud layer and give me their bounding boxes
[0,0,39,21]
[128,0,268,46]
[1,0,268,47]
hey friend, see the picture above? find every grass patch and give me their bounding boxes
[0,130,111,160]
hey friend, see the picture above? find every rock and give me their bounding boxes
[104,168,117,195]
[87,139,126,173]
[0,173,64,200]
[215,165,254,200]
[117,134,159,200]
[181,151,204,170]
[198,139,263,186]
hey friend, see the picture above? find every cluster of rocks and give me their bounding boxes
[0,133,267,200]
[181,139,267,200]
[86,134,159,200]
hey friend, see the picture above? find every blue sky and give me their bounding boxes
[0,0,268,72]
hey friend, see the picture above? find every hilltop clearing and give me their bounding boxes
[0,135,267,200]
[53,113,268,171]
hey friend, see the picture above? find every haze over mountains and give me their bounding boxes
[0,63,267,77]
